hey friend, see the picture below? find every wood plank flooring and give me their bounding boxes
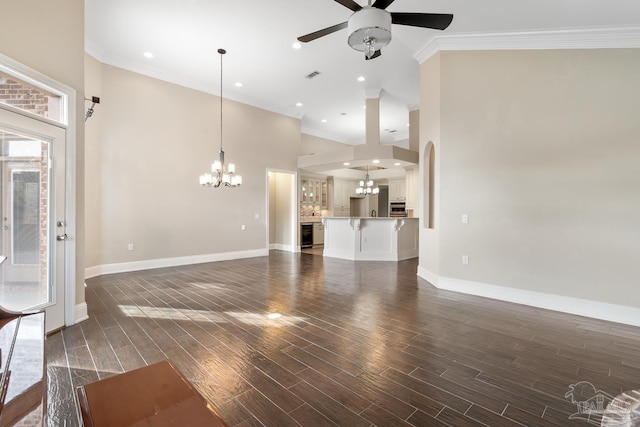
[46,251,640,426]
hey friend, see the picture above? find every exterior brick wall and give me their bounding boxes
[0,74,50,118]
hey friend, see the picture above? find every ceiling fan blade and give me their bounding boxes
[372,0,395,9]
[365,50,382,60]
[297,22,348,43]
[334,0,362,12]
[391,12,454,30]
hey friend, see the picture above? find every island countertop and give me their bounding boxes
[321,217,418,261]
[324,216,418,220]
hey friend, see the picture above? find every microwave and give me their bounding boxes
[390,202,407,217]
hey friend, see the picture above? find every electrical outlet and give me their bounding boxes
[241,225,246,231]
[127,243,134,251]
[254,213,260,220]
[462,255,469,265]
[462,214,469,224]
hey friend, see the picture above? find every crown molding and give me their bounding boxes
[415,25,640,64]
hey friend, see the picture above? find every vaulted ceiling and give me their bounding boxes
[85,0,640,146]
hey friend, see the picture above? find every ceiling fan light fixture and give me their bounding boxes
[347,7,391,56]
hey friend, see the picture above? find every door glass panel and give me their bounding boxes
[13,170,40,264]
[0,129,50,311]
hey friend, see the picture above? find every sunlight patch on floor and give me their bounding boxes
[118,305,226,322]
[117,305,306,326]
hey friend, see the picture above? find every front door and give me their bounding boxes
[0,106,66,331]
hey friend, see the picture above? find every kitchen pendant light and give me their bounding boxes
[355,166,379,196]
[199,48,242,188]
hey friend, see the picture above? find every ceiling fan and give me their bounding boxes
[297,0,453,60]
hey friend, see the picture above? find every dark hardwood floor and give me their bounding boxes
[46,251,640,426]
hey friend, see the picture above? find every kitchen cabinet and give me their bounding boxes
[333,179,361,216]
[405,167,418,210]
[301,178,309,204]
[316,180,329,209]
[389,179,406,201]
[313,223,324,245]
[301,176,327,207]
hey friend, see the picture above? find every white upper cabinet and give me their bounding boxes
[389,179,406,201]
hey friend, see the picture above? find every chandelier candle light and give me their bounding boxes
[199,48,242,188]
[356,166,379,195]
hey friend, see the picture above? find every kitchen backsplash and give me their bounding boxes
[300,205,323,217]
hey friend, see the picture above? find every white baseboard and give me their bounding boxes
[417,265,439,286]
[84,248,268,279]
[75,302,88,324]
[269,243,297,252]
[417,268,640,327]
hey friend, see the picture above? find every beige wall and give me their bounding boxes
[419,53,441,276]
[1,0,85,304]
[420,49,640,308]
[84,62,300,267]
[301,133,350,155]
[85,54,103,268]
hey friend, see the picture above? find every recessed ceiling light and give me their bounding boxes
[292,42,302,50]
[394,162,401,166]
[143,52,154,59]
[235,82,243,88]
[267,313,282,319]
[343,162,351,166]
[296,102,303,107]
[321,119,327,123]
[406,123,410,127]
[372,159,380,164]
[357,76,365,82]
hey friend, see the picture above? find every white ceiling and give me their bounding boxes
[85,0,640,146]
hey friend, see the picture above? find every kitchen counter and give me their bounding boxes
[300,216,323,223]
[322,217,418,261]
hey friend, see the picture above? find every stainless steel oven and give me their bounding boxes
[390,202,407,217]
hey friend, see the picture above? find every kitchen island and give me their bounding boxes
[322,217,418,261]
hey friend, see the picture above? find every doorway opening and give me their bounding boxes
[267,170,297,253]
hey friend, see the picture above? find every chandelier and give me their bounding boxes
[355,166,379,195]
[199,48,242,188]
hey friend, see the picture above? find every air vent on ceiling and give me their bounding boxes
[305,71,321,79]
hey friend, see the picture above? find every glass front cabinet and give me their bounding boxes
[301,177,327,208]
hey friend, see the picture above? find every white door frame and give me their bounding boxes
[0,53,77,329]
